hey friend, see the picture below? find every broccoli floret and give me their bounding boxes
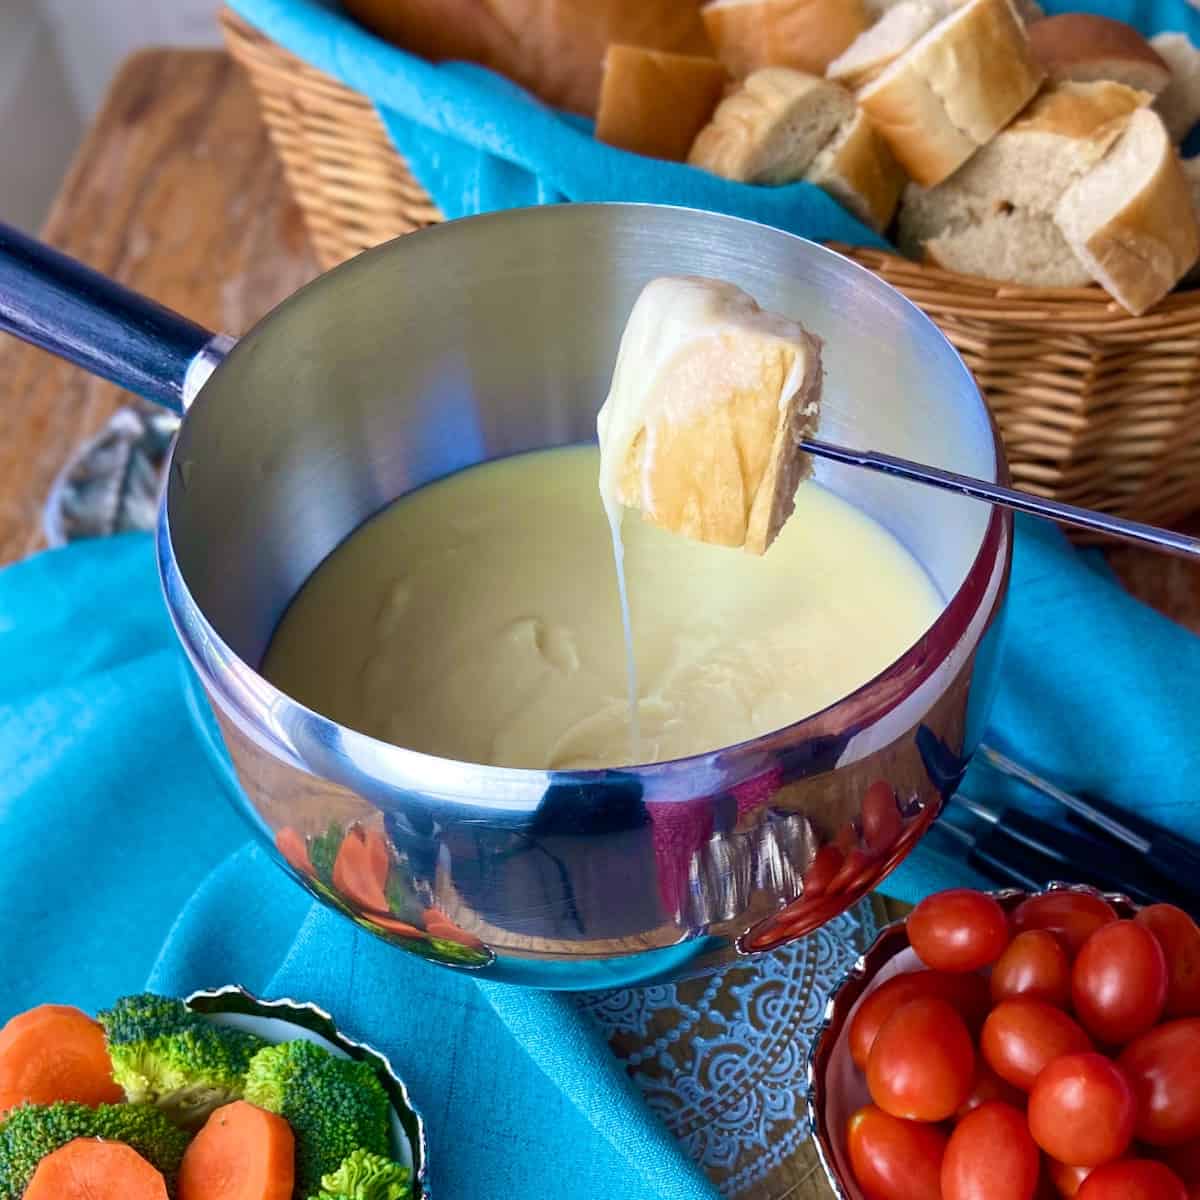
[244,1040,391,1198]
[383,874,424,927]
[309,1148,411,1200]
[0,1102,190,1199]
[98,992,267,1128]
[309,823,344,886]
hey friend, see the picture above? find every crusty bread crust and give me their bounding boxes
[805,109,906,232]
[340,0,712,116]
[596,46,728,161]
[827,1,945,90]
[859,0,1044,186]
[701,0,871,78]
[1056,108,1200,315]
[1027,14,1170,94]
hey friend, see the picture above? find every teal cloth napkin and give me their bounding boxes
[225,0,1200,243]
[2,520,1200,1196]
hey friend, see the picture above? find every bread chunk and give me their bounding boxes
[688,69,855,183]
[859,0,1044,187]
[1056,107,1200,314]
[597,277,823,555]
[596,46,728,161]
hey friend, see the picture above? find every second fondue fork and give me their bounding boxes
[800,438,1200,561]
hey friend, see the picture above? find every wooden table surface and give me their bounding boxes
[0,50,319,563]
[1,46,1198,1200]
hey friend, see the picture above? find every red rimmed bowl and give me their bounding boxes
[806,884,1139,1200]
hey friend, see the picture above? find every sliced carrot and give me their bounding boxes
[178,1099,294,1200]
[370,913,428,939]
[333,827,390,912]
[24,1138,168,1200]
[423,908,485,949]
[0,1004,122,1114]
[275,827,314,877]
[363,826,391,893]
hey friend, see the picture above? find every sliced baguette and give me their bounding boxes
[597,276,823,555]
[1151,33,1200,143]
[827,2,946,90]
[701,0,872,79]
[1056,108,1200,314]
[859,0,1045,187]
[897,82,1148,286]
[1028,15,1170,95]
[596,46,729,162]
[804,109,906,231]
[934,80,1151,214]
[926,210,1091,287]
[688,69,855,183]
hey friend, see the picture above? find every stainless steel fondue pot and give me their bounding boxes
[0,204,1011,988]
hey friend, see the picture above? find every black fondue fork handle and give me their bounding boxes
[980,745,1200,904]
[936,818,1061,893]
[1067,789,1200,889]
[952,796,1197,911]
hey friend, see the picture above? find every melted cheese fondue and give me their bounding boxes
[263,445,942,770]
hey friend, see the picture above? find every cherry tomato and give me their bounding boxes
[1160,1148,1200,1200]
[847,1104,946,1200]
[850,969,992,1071]
[1163,1138,1200,1198]
[1118,1019,1200,1147]
[1076,1159,1187,1200]
[1011,892,1117,959]
[862,781,902,855]
[1136,905,1200,1019]
[1046,1160,1095,1198]
[803,844,843,898]
[991,929,1072,1007]
[908,889,1010,973]
[956,1060,1026,1119]
[867,995,975,1121]
[981,998,1092,1091]
[1028,1053,1135,1167]
[829,846,873,894]
[941,1101,1040,1200]
[1071,921,1167,1045]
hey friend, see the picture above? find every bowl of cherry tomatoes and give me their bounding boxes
[807,884,1200,1199]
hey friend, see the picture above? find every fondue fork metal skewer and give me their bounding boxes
[800,438,1200,560]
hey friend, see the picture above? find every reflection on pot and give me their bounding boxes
[275,822,494,970]
[741,779,934,953]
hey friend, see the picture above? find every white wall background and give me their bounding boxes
[2,0,221,232]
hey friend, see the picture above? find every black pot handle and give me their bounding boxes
[0,221,221,414]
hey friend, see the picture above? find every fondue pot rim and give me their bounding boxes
[156,203,1011,797]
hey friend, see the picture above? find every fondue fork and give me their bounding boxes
[951,794,1197,910]
[979,745,1200,893]
[800,438,1200,561]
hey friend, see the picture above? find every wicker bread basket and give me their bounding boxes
[222,8,1200,531]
